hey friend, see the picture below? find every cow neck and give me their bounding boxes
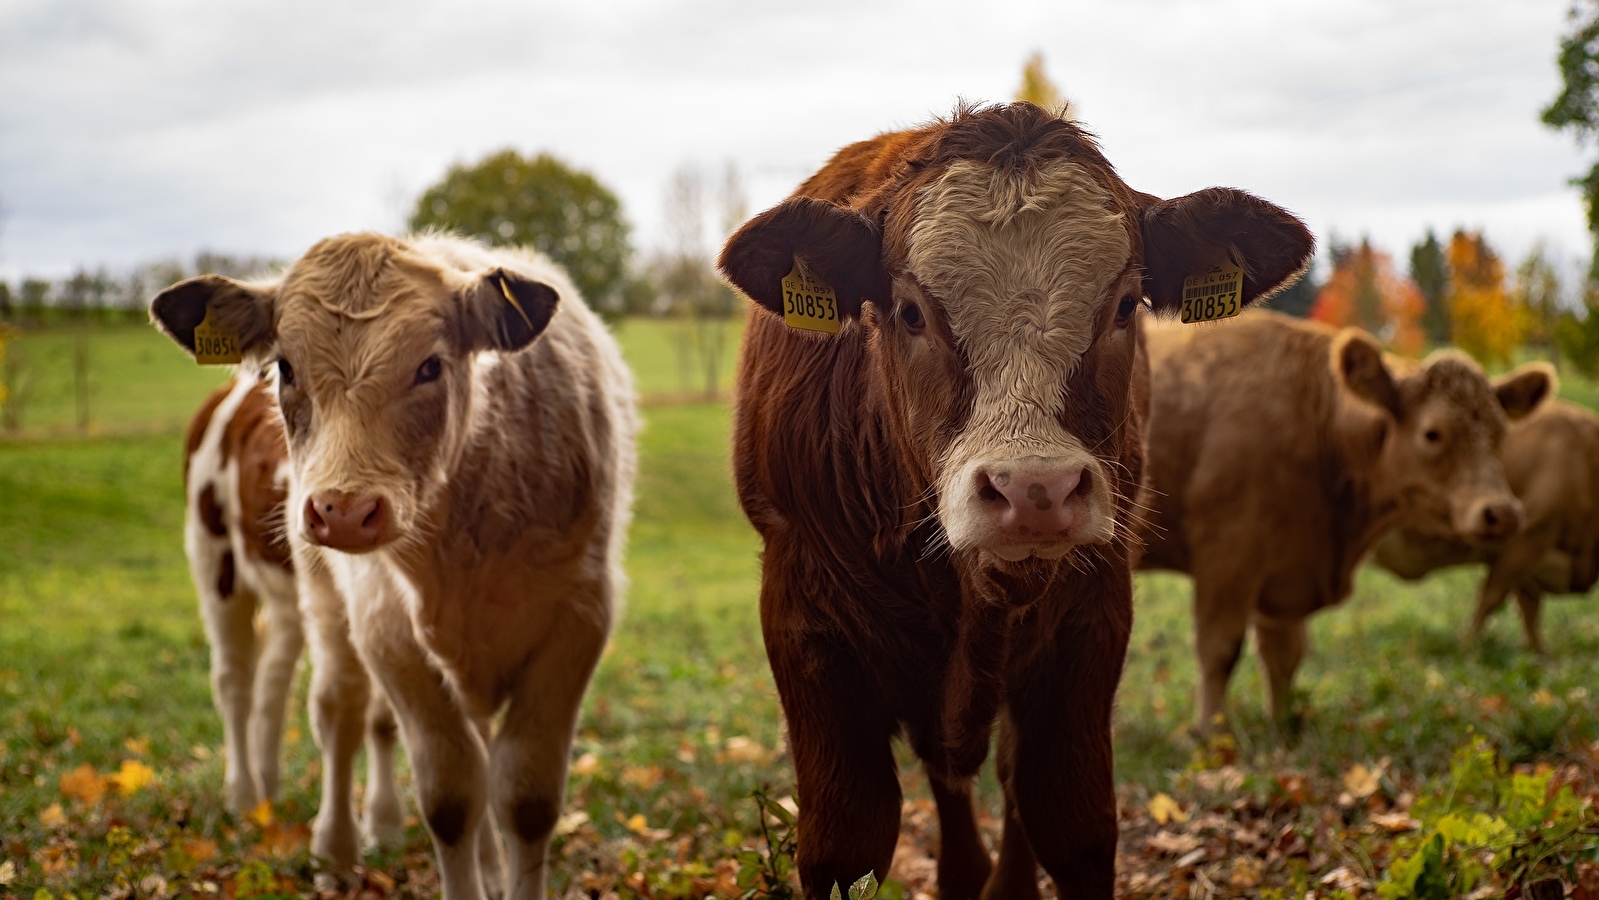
[1327,397,1403,579]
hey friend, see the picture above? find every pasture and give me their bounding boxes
[3,320,1599,898]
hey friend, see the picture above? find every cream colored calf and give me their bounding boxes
[154,233,637,900]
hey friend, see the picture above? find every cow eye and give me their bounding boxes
[900,302,925,333]
[414,356,443,385]
[277,358,295,387]
[1423,428,1442,444]
[1115,296,1140,325]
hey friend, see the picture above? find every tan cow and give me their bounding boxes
[153,233,637,900]
[1137,310,1550,731]
[182,375,401,838]
[1373,372,1595,655]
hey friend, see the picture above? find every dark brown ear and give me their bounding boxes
[1333,328,1402,418]
[718,197,887,320]
[458,267,559,352]
[1493,362,1556,421]
[149,274,276,358]
[1141,188,1314,313]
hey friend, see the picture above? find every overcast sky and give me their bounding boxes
[0,0,1590,285]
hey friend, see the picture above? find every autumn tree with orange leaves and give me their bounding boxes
[1446,230,1526,367]
[1310,239,1427,355]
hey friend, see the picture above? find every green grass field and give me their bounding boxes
[3,320,1598,898]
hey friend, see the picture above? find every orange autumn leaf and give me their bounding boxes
[38,803,66,828]
[248,800,275,827]
[59,763,109,806]
[183,837,218,864]
[1310,240,1427,355]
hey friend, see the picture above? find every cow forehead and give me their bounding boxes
[277,292,447,391]
[906,158,1131,381]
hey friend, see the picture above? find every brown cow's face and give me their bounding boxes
[1339,336,1548,544]
[720,104,1315,567]
[884,159,1141,560]
[149,233,558,554]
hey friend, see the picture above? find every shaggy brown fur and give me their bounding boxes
[721,103,1313,900]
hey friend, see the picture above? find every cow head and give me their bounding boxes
[1334,334,1551,543]
[151,233,559,553]
[721,103,1314,564]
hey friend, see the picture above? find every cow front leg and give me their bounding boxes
[360,625,496,900]
[362,691,405,847]
[301,564,370,874]
[925,766,992,900]
[767,638,901,900]
[1003,587,1130,900]
[1192,565,1257,733]
[490,602,607,900]
[1514,588,1547,656]
[249,582,305,804]
[982,717,1040,900]
[1253,613,1307,725]
[199,577,261,814]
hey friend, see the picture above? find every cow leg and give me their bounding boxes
[362,691,405,847]
[1470,541,1542,645]
[1003,593,1129,900]
[490,602,606,900]
[199,575,261,814]
[302,564,371,874]
[1192,568,1256,732]
[359,619,495,900]
[248,581,304,804]
[1253,614,1307,725]
[983,717,1041,900]
[925,766,991,900]
[767,640,900,899]
[1514,588,1547,656]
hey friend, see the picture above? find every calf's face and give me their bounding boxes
[151,234,557,553]
[1336,334,1550,543]
[722,104,1314,565]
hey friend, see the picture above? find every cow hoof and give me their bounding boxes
[312,811,361,873]
[225,781,261,817]
[363,797,406,848]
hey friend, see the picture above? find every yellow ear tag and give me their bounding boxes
[192,307,242,365]
[780,257,841,335]
[1180,260,1245,324]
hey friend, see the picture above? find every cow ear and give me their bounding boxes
[1334,329,1402,418]
[149,274,276,359]
[1493,361,1556,420]
[718,197,886,321]
[459,267,560,352]
[1141,188,1314,314]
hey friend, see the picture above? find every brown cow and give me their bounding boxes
[1373,370,1595,655]
[182,375,401,836]
[1136,311,1551,731]
[719,103,1313,900]
[154,233,637,900]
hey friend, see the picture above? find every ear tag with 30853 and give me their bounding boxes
[780,256,841,335]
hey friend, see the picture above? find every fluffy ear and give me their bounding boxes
[1493,361,1557,420]
[718,197,887,320]
[1334,328,1402,418]
[149,274,276,358]
[458,267,559,352]
[1141,188,1314,314]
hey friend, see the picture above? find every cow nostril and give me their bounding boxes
[1483,507,1499,527]
[976,472,1007,506]
[362,501,383,531]
[1071,469,1093,499]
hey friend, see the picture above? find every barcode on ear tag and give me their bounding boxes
[780,257,841,335]
[1180,261,1245,324]
[193,308,242,365]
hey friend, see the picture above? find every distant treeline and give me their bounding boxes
[0,252,279,328]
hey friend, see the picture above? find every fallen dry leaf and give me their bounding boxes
[1370,810,1421,832]
[1342,763,1381,799]
[621,764,663,791]
[1231,856,1264,889]
[723,736,768,764]
[112,758,156,796]
[570,752,600,776]
[1147,793,1189,825]
[1145,830,1202,856]
[38,802,66,828]
[122,736,150,756]
[59,763,108,806]
[247,800,274,828]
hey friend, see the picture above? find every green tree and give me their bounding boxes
[1511,243,1564,354]
[1268,257,1320,317]
[1542,0,1599,277]
[409,150,633,311]
[1410,229,1450,345]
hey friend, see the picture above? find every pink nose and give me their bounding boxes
[305,492,388,550]
[976,464,1091,541]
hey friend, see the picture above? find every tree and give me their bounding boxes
[1268,258,1320,317]
[1557,284,1599,376]
[1015,52,1072,117]
[655,162,743,399]
[1511,243,1565,355]
[409,150,633,312]
[1543,0,1599,277]
[1409,230,1450,345]
[1310,239,1427,355]
[1446,230,1525,367]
